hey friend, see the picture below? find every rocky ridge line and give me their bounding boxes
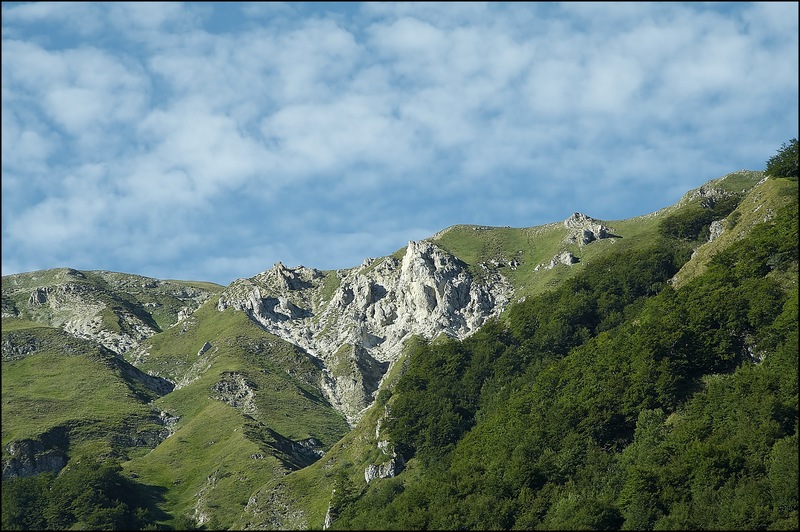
[217,240,514,424]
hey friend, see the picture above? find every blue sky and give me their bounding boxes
[2,2,798,286]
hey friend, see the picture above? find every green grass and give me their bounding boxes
[318,271,343,304]
[671,175,796,287]
[428,171,767,302]
[687,169,764,196]
[165,279,226,292]
[118,296,351,527]
[124,399,286,530]
[0,317,54,332]
[1,329,158,460]
[125,367,344,528]
[431,220,647,300]
[238,395,391,529]
[137,299,349,442]
[329,344,356,378]
[234,336,422,530]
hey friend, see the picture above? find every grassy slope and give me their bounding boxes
[671,173,796,286]
[1,325,162,461]
[431,170,765,299]
[2,272,349,529]
[237,337,420,530]
[1,270,225,468]
[241,170,774,529]
[121,299,351,529]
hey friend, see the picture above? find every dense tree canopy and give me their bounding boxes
[766,137,799,180]
[2,459,161,531]
[331,166,798,530]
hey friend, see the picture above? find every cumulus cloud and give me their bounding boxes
[2,2,797,285]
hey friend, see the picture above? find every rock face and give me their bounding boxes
[2,437,68,480]
[364,456,405,483]
[563,212,613,245]
[535,251,579,271]
[17,282,159,354]
[2,269,216,356]
[530,213,615,272]
[211,372,258,415]
[708,219,725,242]
[217,240,513,424]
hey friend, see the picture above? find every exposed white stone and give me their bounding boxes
[535,251,579,271]
[708,220,725,242]
[217,240,513,424]
[563,212,612,245]
[364,456,405,483]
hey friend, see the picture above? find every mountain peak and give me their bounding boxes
[563,212,597,227]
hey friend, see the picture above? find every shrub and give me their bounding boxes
[765,138,798,180]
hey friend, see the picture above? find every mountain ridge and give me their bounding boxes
[2,167,797,530]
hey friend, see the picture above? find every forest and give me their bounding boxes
[329,140,799,530]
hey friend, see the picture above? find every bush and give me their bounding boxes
[765,138,798,180]
[2,459,160,531]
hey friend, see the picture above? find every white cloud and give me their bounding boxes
[2,2,797,284]
[106,2,195,32]
[0,107,57,175]
[361,1,491,27]
[2,40,149,159]
[741,1,799,41]
[1,2,107,36]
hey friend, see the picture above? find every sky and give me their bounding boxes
[2,2,798,286]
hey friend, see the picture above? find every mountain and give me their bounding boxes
[2,168,797,531]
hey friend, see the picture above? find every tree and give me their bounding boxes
[765,138,798,180]
[43,459,154,530]
[1,472,53,530]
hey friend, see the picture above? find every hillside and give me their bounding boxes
[2,163,797,530]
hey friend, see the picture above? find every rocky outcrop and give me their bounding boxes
[211,372,258,415]
[193,470,219,527]
[563,212,614,245]
[243,483,307,530]
[363,403,406,483]
[63,309,157,355]
[323,492,337,530]
[2,330,47,361]
[364,456,405,483]
[529,213,616,272]
[708,220,725,242]
[2,438,68,480]
[535,251,579,271]
[679,182,739,208]
[1,269,217,357]
[217,240,513,424]
[157,410,180,438]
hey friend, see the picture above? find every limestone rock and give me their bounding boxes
[1,270,216,357]
[534,251,579,271]
[364,456,405,483]
[210,372,257,415]
[2,438,67,480]
[708,220,725,242]
[679,182,739,207]
[217,240,513,424]
[563,212,613,245]
[323,495,336,530]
